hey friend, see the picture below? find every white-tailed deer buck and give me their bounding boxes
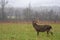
[32,20,53,36]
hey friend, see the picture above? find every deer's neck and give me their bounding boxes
[32,23,39,30]
[33,23,38,27]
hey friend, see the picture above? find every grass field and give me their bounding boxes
[0,22,60,40]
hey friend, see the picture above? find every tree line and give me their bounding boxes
[0,7,60,22]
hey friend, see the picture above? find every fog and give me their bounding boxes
[6,0,60,7]
[0,0,60,22]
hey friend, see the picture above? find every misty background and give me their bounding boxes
[0,0,60,22]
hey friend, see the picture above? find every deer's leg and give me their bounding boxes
[50,31,53,35]
[47,31,49,36]
[37,31,39,36]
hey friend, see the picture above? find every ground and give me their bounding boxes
[0,22,60,40]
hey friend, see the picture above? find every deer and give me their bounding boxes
[32,20,53,36]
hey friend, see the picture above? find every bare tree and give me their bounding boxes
[48,10,54,21]
[0,0,8,21]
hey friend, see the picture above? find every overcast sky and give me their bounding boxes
[6,0,60,7]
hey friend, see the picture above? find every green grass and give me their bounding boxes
[0,23,60,40]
